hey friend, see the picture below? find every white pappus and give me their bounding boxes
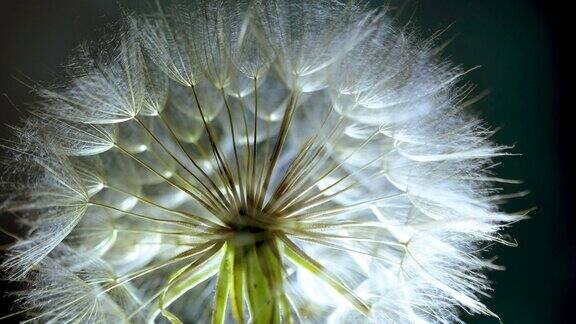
[0,0,525,323]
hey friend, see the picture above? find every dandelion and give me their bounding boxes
[0,0,524,323]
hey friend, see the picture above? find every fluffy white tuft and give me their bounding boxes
[1,1,524,323]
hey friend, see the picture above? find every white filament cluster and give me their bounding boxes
[0,1,522,323]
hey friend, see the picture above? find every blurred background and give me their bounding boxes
[0,0,572,323]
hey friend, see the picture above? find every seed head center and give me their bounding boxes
[222,206,278,245]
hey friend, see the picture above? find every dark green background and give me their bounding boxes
[0,1,571,323]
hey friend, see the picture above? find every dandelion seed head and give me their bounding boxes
[1,1,524,323]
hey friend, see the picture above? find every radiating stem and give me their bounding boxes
[256,90,300,209]
[280,235,370,316]
[190,84,242,211]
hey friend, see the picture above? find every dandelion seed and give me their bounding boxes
[1,0,524,323]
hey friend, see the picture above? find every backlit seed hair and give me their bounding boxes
[0,1,525,323]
